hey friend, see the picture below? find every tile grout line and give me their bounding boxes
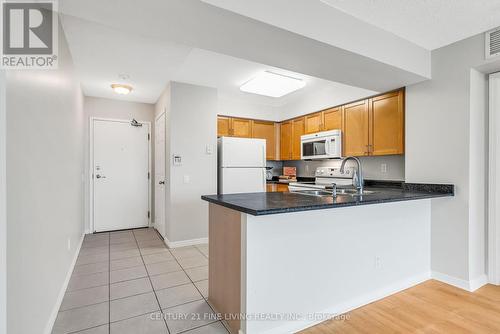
[108,232,111,334]
[150,230,220,333]
[60,277,201,314]
[167,245,227,333]
[75,230,218,334]
[132,229,172,334]
[192,246,230,333]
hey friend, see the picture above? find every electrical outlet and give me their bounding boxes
[67,238,71,251]
[381,163,387,174]
[183,175,190,184]
[205,144,213,155]
[374,256,382,269]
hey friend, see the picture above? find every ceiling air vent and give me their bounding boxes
[486,27,500,59]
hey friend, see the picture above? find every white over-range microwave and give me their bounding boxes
[301,129,342,160]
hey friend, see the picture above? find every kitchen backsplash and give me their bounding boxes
[266,160,284,176]
[267,155,405,181]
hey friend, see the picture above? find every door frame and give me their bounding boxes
[89,117,152,233]
[154,111,166,235]
[489,72,500,284]
[488,72,500,285]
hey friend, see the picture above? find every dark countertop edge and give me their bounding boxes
[201,191,453,216]
[267,178,455,196]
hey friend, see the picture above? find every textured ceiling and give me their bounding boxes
[320,0,500,49]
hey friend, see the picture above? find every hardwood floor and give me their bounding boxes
[301,280,500,334]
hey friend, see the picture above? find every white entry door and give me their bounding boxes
[155,113,166,237]
[92,119,150,232]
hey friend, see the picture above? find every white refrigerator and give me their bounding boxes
[218,137,267,194]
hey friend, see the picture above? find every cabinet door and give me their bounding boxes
[369,90,404,155]
[304,112,323,134]
[277,184,289,192]
[323,107,342,130]
[343,100,369,157]
[291,117,305,160]
[252,120,276,160]
[217,116,231,137]
[280,121,292,160]
[231,118,252,138]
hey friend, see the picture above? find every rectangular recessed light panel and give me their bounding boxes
[240,71,306,97]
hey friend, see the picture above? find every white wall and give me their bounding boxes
[489,73,500,285]
[469,69,488,283]
[0,70,6,334]
[218,83,377,122]
[83,96,155,232]
[406,33,498,287]
[285,155,405,181]
[279,83,377,120]
[218,94,280,121]
[6,24,85,334]
[243,199,431,334]
[155,82,218,244]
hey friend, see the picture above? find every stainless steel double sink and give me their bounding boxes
[293,188,377,198]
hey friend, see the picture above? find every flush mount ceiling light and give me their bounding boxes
[111,83,133,95]
[240,71,306,98]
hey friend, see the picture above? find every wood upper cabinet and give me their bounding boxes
[217,116,278,160]
[369,89,404,155]
[323,107,342,131]
[252,120,276,160]
[217,88,404,160]
[217,116,231,137]
[343,100,370,157]
[291,117,305,160]
[218,116,253,138]
[231,118,252,138]
[304,112,323,134]
[304,108,342,134]
[280,121,292,160]
[342,89,405,157]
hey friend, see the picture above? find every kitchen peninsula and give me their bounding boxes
[201,183,453,334]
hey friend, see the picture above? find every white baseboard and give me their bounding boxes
[256,272,431,334]
[431,271,470,290]
[44,234,84,334]
[469,274,488,291]
[431,271,488,292]
[163,235,208,249]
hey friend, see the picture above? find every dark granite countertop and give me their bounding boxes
[201,182,454,216]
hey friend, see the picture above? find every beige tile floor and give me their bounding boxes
[52,228,227,334]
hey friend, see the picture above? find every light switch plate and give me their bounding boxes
[205,144,213,155]
[173,155,182,166]
[183,175,190,184]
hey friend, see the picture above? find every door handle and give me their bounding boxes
[96,174,106,179]
[159,181,165,185]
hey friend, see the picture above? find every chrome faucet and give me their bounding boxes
[340,156,364,193]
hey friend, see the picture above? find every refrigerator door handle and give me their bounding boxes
[262,168,266,192]
[262,145,266,166]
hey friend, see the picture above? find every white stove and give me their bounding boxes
[289,167,354,192]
